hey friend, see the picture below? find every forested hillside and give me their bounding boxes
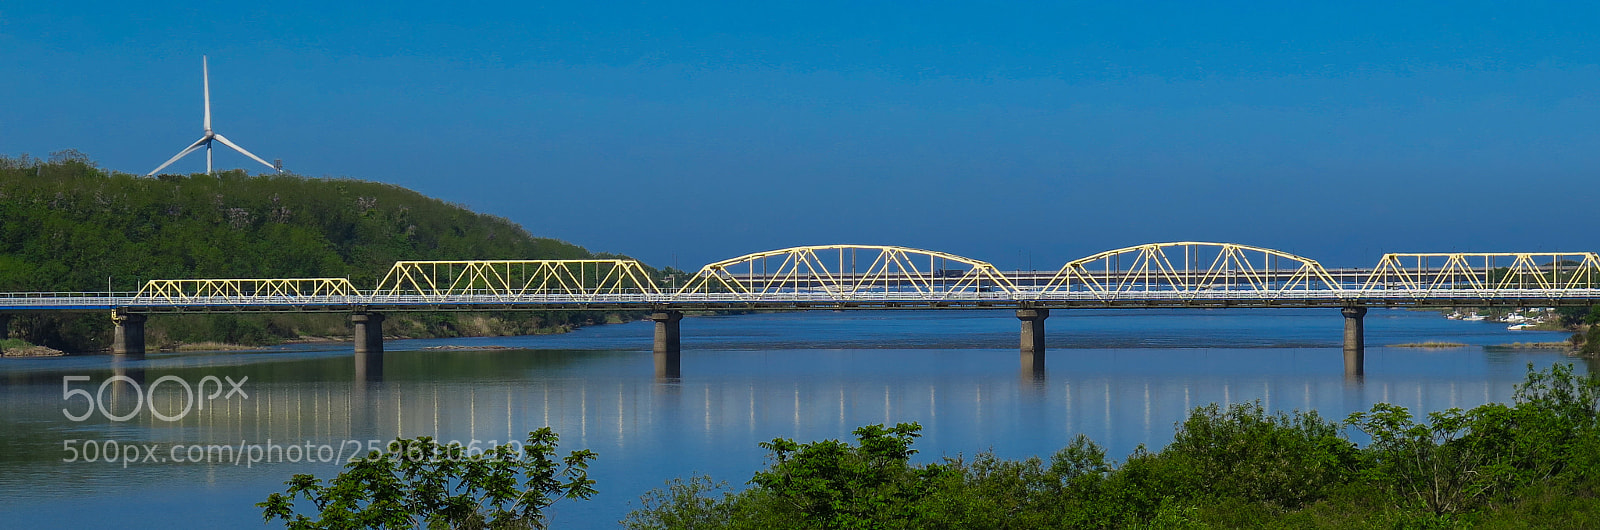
[0,150,640,352]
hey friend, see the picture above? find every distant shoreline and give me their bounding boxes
[0,316,631,358]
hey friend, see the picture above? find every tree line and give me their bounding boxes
[0,150,650,351]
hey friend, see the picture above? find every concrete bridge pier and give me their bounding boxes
[651,311,683,379]
[352,313,384,380]
[0,313,10,356]
[1342,306,1367,377]
[1017,309,1049,373]
[352,313,385,354]
[111,311,147,358]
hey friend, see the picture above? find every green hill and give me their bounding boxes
[0,150,645,352]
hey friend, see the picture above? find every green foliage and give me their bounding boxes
[1554,305,1600,327]
[622,475,738,529]
[1580,324,1600,356]
[748,422,947,529]
[258,427,596,529]
[0,152,595,290]
[1161,403,1356,507]
[629,364,1600,528]
[0,152,638,351]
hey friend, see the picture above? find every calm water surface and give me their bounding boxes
[0,309,1590,527]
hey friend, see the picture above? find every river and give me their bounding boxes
[0,308,1588,527]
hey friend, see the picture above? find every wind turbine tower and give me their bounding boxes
[147,56,282,176]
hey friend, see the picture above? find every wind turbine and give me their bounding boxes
[147,56,282,176]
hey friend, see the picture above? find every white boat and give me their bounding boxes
[1463,313,1487,321]
[1507,323,1535,330]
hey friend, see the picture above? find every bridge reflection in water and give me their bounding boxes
[3,242,1598,378]
[34,354,1521,460]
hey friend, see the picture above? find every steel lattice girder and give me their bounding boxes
[82,245,1600,310]
[374,260,660,299]
[676,245,1016,300]
[1037,242,1341,300]
[1363,252,1600,292]
[137,278,358,302]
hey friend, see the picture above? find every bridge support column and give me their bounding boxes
[0,313,10,356]
[351,313,385,380]
[1017,309,1048,373]
[352,313,385,354]
[651,311,683,379]
[112,312,147,358]
[1342,307,1366,377]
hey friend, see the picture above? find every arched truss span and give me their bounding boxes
[137,278,359,302]
[1037,242,1341,300]
[1363,253,1600,292]
[375,260,660,300]
[675,245,1016,300]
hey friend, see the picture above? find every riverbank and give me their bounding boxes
[1,311,645,356]
[1429,307,1598,357]
[0,338,65,357]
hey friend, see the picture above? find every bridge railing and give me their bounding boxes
[0,291,141,298]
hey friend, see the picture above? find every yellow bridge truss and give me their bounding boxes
[117,246,1600,308]
[1038,242,1341,299]
[1362,252,1600,291]
[676,245,1016,299]
[374,260,660,298]
[136,278,360,302]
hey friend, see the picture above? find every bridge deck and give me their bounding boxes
[4,288,1598,313]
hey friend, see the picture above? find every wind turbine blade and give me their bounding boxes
[146,136,210,176]
[212,134,279,171]
[202,56,211,132]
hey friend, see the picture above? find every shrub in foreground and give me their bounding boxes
[258,428,595,529]
[627,363,1600,528]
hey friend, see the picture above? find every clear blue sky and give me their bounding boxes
[3,2,1598,269]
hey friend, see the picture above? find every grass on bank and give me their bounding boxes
[1483,341,1573,351]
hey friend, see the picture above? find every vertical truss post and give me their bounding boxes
[1341,306,1367,378]
[651,311,683,379]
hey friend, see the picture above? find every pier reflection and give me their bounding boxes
[0,348,1562,465]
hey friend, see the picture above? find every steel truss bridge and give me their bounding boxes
[3,242,1596,376]
[3,242,1599,312]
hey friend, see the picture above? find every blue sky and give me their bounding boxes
[3,2,1598,269]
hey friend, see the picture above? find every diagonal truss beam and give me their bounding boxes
[676,245,1016,300]
[1362,252,1600,294]
[136,278,359,303]
[1039,242,1341,301]
[374,260,660,301]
